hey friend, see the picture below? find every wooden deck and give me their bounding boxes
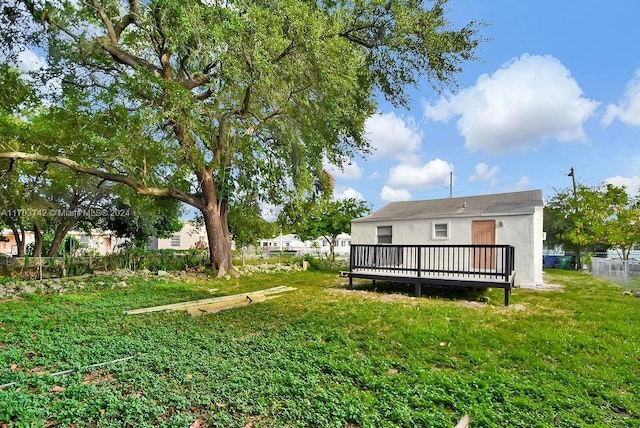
[347,244,516,305]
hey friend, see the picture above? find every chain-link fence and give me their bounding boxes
[591,258,640,289]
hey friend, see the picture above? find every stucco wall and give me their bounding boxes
[351,212,543,286]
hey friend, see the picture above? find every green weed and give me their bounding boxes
[0,270,638,427]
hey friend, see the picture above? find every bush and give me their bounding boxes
[303,255,322,271]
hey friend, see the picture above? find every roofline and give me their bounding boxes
[352,210,538,223]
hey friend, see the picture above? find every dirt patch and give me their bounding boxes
[326,288,415,302]
[456,301,487,309]
[520,283,564,292]
[457,301,527,311]
[82,369,115,385]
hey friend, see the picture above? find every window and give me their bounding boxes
[377,226,392,244]
[170,235,181,247]
[433,223,449,240]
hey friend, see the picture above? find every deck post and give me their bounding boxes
[504,287,510,306]
[415,282,422,297]
[348,276,353,290]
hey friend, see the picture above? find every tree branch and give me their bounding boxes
[271,39,296,64]
[113,0,139,39]
[95,37,162,75]
[0,152,204,210]
[92,0,118,44]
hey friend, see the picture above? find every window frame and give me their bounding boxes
[432,222,450,240]
[377,225,393,244]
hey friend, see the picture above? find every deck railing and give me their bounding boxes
[350,244,515,282]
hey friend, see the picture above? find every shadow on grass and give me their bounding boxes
[348,279,488,303]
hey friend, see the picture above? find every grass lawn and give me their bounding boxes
[0,269,639,427]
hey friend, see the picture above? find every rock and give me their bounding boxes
[157,270,169,277]
[635,291,640,298]
[140,268,151,274]
[115,281,127,288]
[95,281,105,287]
[22,286,37,294]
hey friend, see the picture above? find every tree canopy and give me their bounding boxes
[294,197,371,260]
[0,0,483,275]
[547,184,640,260]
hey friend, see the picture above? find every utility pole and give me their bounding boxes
[567,167,577,195]
[567,167,581,270]
[449,171,453,198]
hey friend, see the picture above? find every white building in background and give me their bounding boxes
[257,232,351,257]
[147,221,208,251]
[0,228,124,256]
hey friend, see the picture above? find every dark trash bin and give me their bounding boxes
[543,255,558,268]
[557,255,574,270]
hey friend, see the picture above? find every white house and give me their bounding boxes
[350,190,544,287]
[257,233,352,256]
[148,221,208,251]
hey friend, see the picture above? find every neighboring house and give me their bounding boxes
[350,190,544,287]
[0,229,35,256]
[148,221,209,251]
[68,230,126,255]
[0,229,122,256]
[257,233,352,256]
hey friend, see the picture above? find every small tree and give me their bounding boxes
[548,184,640,261]
[295,198,370,260]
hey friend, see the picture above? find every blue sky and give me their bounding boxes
[326,0,640,211]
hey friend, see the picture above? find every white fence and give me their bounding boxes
[591,258,640,288]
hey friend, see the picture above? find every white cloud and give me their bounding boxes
[368,171,382,180]
[604,175,640,196]
[380,186,412,202]
[365,112,422,161]
[602,70,640,127]
[16,49,46,73]
[425,54,598,153]
[388,158,453,189]
[260,202,279,222]
[334,186,365,201]
[515,176,530,190]
[469,162,499,185]
[324,156,363,180]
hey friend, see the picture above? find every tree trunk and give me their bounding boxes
[32,223,43,257]
[48,221,74,257]
[9,224,25,257]
[329,241,336,261]
[199,168,237,277]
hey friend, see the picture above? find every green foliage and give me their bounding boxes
[0,63,36,114]
[303,254,323,271]
[0,270,638,426]
[101,195,183,249]
[548,184,640,259]
[293,198,371,259]
[0,0,483,272]
[227,196,278,249]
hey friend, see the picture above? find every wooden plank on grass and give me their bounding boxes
[186,294,268,317]
[124,286,296,315]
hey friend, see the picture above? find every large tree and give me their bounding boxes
[0,0,482,276]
